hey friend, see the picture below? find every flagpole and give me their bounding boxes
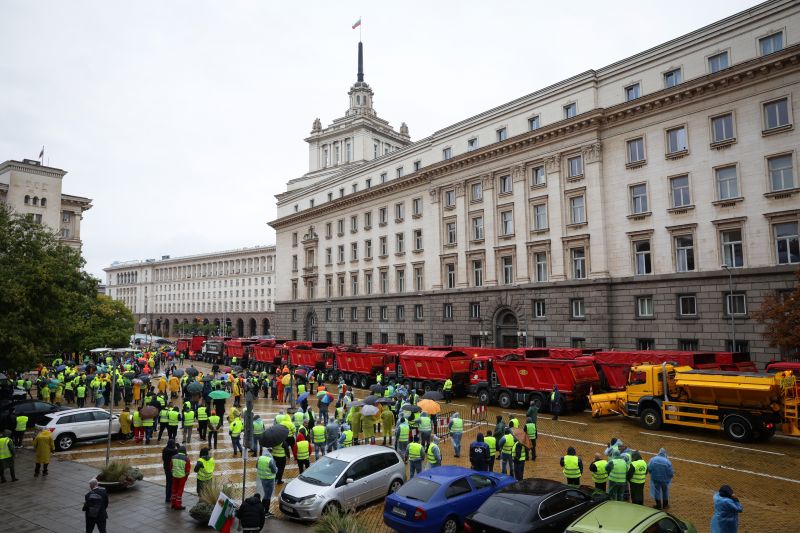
[360,15,362,41]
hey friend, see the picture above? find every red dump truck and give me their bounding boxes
[223,338,259,366]
[176,335,206,359]
[384,349,472,394]
[334,348,390,388]
[520,348,585,359]
[288,346,336,372]
[251,340,288,372]
[470,354,602,410]
[715,352,758,372]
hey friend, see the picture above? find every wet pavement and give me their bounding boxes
[15,359,800,532]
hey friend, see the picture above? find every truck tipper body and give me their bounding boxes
[333,349,389,388]
[385,349,471,393]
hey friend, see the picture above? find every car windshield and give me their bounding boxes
[396,477,441,502]
[298,456,348,486]
[477,496,532,523]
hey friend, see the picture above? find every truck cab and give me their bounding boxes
[623,365,681,415]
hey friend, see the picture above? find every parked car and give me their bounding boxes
[36,408,120,451]
[565,501,696,533]
[0,400,65,431]
[279,444,405,521]
[465,478,608,533]
[384,466,515,533]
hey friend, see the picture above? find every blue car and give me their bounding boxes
[383,466,515,533]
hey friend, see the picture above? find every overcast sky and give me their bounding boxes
[1,0,761,280]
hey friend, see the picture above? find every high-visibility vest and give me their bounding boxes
[133,411,143,427]
[271,444,286,458]
[312,425,326,444]
[156,396,166,408]
[342,430,353,447]
[15,416,29,432]
[484,436,497,457]
[197,457,215,481]
[398,424,410,442]
[509,418,519,428]
[297,384,306,394]
[501,436,514,455]
[513,441,527,461]
[257,456,276,480]
[159,409,169,423]
[443,379,453,391]
[253,419,265,435]
[293,411,305,427]
[296,440,310,461]
[197,407,208,421]
[591,460,609,483]
[172,454,188,478]
[419,417,432,432]
[0,437,12,459]
[631,459,647,484]
[76,385,86,398]
[183,410,195,426]
[450,417,463,432]
[142,415,154,427]
[208,415,220,431]
[230,419,243,438]
[408,442,423,461]
[525,422,537,441]
[608,458,628,484]
[168,410,179,426]
[427,443,440,465]
[282,420,296,438]
[563,455,580,479]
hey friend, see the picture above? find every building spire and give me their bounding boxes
[357,41,364,82]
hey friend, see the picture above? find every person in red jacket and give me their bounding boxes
[169,446,191,510]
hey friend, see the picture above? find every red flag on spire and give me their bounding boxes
[352,18,361,29]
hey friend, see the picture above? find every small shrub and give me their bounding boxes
[314,509,369,533]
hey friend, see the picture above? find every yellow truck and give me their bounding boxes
[589,363,800,442]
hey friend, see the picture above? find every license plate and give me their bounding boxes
[391,506,407,517]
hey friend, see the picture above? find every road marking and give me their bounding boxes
[501,411,587,426]
[639,431,784,456]
[538,431,800,485]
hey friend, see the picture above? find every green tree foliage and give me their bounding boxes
[0,207,134,369]
[754,269,800,357]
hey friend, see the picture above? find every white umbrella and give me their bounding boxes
[90,347,112,353]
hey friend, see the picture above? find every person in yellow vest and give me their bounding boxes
[251,414,265,457]
[207,410,221,450]
[339,424,354,448]
[229,415,244,456]
[294,433,312,474]
[119,406,132,441]
[197,403,209,441]
[498,428,514,476]
[257,449,278,516]
[0,430,17,482]
[76,383,87,408]
[193,447,215,495]
[483,433,497,472]
[157,405,171,442]
[442,378,453,403]
[406,435,424,478]
[13,409,29,448]
[271,441,287,485]
[512,438,527,481]
[426,435,442,469]
[32,428,55,477]
[167,405,180,441]
[142,408,155,444]
[561,446,583,486]
[311,420,326,460]
[605,450,629,501]
[169,445,190,510]
[589,452,609,491]
[418,412,433,449]
[525,417,537,461]
[132,407,144,443]
[381,406,395,446]
[395,418,410,454]
[627,451,648,505]
[182,406,195,444]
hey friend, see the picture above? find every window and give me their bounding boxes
[325,308,332,322]
[571,247,586,279]
[534,299,546,318]
[444,304,454,320]
[637,296,654,317]
[768,154,795,191]
[337,245,344,263]
[627,138,645,164]
[678,295,697,316]
[726,293,747,316]
[775,222,800,264]
[396,305,405,320]
[446,222,457,245]
[721,229,744,268]
[533,204,548,230]
[325,222,332,238]
[350,242,358,261]
[396,332,406,344]
[395,202,405,221]
[675,235,695,272]
[414,333,424,346]
[570,298,585,318]
[291,309,298,322]
[470,182,483,202]
[414,266,424,291]
[414,160,421,171]
[670,175,691,207]
[637,339,655,350]
[365,178,371,188]
[759,32,783,56]
[472,216,484,240]
[570,195,586,224]
[716,165,739,200]
[467,138,478,151]
[380,172,388,184]
[24,195,30,205]
[634,240,652,275]
[380,270,388,293]
[62,212,71,223]
[325,277,332,297]
[625,83,641,101]
[412,197,422,216]
[380,332,388,343]
[397,269,405,292]
[442,147,452,160]
[725,339,749,353]
[763,98,790,130]
[395,233,405,254]
[534,252,548,282]
[571,337,586,348]
[499,174,512,193]
[414,304,424,320]
[708,51,729,73]
[379,207,388,224]
[501,211,514,235]
[711,114,734,143]
[528,115,540,131]
[472,260,483,287]
[444,189,455,207]
[380,306,388,321]
[364,211,372,228]
[291,255,298,271]
[497,128,507,142]
[446,263,456,289]
[379,236,387,256]
[531,165,545,186]
[664,68,681,88]
[567,155,583,178]
[337,219,344,235]
[414,229,423,251]
[630,184,649,214]
[564,103,577,119]
[678,339,699,351]
[469,302,481,319]
[292,232,298,246]
[501,256,513,284]
[365,272,373,294]
[365,239,373,258]
[666,126,687,154]
[351,306,358,321]
[61,228,70,238]
[337,276,345,296]
[352,183,358,194]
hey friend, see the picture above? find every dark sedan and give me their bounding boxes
[0,400,65,431]
[465,478,608,533]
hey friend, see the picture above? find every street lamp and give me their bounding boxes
[722,264,736,352]
[517,330,528,348]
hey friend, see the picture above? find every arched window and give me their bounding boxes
[24,195,30,205]
[32,196,39,206]
[40,198,47,207]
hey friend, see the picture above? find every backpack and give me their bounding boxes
[85,490,104,518]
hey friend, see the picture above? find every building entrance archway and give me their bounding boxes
[304,311,317,341]
[494,309,519,348]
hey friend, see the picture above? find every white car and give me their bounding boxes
[36,408,120,451]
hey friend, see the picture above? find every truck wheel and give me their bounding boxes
[478,389,490,405]
[724,416,753,442]
[640,408,663,430]
[360,375,369,389]
[422,381,433,393]
[498,392,512,409]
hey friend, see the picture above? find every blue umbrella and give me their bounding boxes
[55,364,66,372]
[297,391,310,403]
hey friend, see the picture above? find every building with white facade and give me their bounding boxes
[270,0,800,363]
[0,158,92,251]
[104,245,277,338]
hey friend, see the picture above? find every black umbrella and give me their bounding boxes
[421,390,444,401]
[185,367,199,377]
[349,401,365,408]
[201,375,213,382]
[232,365,243,372]
[137,374,151,382]
[172,369,185,377]
[363,395,380,405]
[401,404,422,413]
[376,397,394,404]
[259,424,290,448]
[369,384,384,394]
[187,382,203,394]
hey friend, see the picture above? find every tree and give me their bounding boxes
[0,207,134,369]
[754,269,800,358]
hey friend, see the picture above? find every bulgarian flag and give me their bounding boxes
[209,493,237,533]
[352,17,361,29]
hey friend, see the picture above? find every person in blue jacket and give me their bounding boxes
[710,484,743,533]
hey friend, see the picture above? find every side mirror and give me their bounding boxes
[346,478,354,484]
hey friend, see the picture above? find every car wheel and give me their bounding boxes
[441,516,458,533]
[57,433,75,451]
[388,478,403,494]
[321,501,340,516]
[724,415,753,442]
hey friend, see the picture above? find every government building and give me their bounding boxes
[272,0,800,364]
[104,245,277,338]
[0,158,92,251]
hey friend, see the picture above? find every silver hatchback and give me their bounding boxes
[279,445,406,520]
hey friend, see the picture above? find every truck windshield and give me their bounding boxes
[629,371,647,385]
